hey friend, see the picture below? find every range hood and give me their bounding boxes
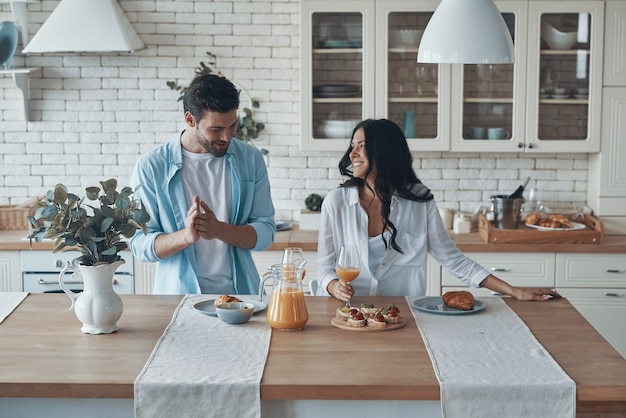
[22,0,144,54]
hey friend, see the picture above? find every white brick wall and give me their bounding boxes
[0,0,589,222]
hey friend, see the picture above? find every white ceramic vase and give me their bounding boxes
[58,260,125,334]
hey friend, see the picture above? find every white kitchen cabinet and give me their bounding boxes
[556,253,626,358]
[426,254,440,296]
[524,1,603,153]
[441,252,556,296]
[453,1,603,153]
[0,251,20,292]
[450,1,529,152]
[302,0,603,154]
[588,88,626,234]
[133,259,156,295]
[603,1,626,86]
[586,2,626,235]
[300,0,451,152]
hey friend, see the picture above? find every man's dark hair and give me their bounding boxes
[183,74,240,120]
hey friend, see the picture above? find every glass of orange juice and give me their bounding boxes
[335,245,360,307]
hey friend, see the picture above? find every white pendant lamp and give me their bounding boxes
[417,0,515,64]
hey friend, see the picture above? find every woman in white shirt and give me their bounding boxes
[316,118,561,302]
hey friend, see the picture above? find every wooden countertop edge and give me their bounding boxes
[3,229,626,253]
[0,383,133,399]
[260,385,440,401]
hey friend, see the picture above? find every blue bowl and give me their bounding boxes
[0,21,18,69]
[215,302,255,324]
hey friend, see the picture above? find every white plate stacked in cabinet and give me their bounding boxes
[556,254,626,359]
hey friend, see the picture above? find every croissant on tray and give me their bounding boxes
[442,291,475,310]
[214,294,242,306]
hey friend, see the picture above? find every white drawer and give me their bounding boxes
[558,288,626,359]
[441,252,555,288]
[556,253,626,288]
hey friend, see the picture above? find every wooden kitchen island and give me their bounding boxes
[0,294,625,417]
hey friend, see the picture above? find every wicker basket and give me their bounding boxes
[0,205,31,230]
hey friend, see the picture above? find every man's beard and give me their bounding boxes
[196,128,229,157]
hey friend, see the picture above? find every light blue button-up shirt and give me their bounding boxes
[316,186,490,297]
[130,133,275,295]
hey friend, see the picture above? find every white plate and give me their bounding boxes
[551,94,570,100]
[525,221,586,231]
[194,298,267,317]
[276,221,292,232]
[412,296,486,315]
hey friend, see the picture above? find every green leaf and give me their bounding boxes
[120,225,138,238]
[39,205,59,219]
[133,208,150,224]
[116,194,130,210]
[53,185,68,205]
[101,246,117,256]
[100,179,117,194]
[85,187,100,200]
[100,217,113,233]
[101,205,114,218]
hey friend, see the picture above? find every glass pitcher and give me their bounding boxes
[259,262,309,331]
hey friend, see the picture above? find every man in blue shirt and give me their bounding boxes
[130,74,275,295]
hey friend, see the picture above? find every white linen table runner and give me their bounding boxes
[408,296,576,418]
[135,295,271,418]
[0,292,28,324]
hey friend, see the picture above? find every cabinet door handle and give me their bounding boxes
[490,268,510,272]
[604,292,624,297]
[606,269,625,273]
[38,279,83,285]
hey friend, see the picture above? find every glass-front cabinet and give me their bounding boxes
[525,1,603,153]
[450,1,528,152]
[301,0,603,153]
[301,0,448,152]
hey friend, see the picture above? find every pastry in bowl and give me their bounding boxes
[214,294,242,306]
[442,291,475,310]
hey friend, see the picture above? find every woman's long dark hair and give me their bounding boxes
[339,118,433,253]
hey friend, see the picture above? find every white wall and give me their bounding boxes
[0,0,589,222]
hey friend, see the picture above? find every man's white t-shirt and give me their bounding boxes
[182,148,234,294]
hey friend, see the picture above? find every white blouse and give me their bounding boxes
[315,186,490,297]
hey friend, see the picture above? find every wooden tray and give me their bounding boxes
[478,213,603,244]
[331,317,406,332]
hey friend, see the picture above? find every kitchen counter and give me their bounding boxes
[4,227,626,253]
[1,294,625,416]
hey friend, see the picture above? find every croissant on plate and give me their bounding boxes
[442,291,475,310]
[214,294,243,306]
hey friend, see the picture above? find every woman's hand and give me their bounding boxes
[480,275,562,301]
[327,279,354,302]
[512,287,562,301]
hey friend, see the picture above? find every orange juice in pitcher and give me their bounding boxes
[260,262,309,331]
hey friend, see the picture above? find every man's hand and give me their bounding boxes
[184,196,202,244]
[194,199,221,240]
